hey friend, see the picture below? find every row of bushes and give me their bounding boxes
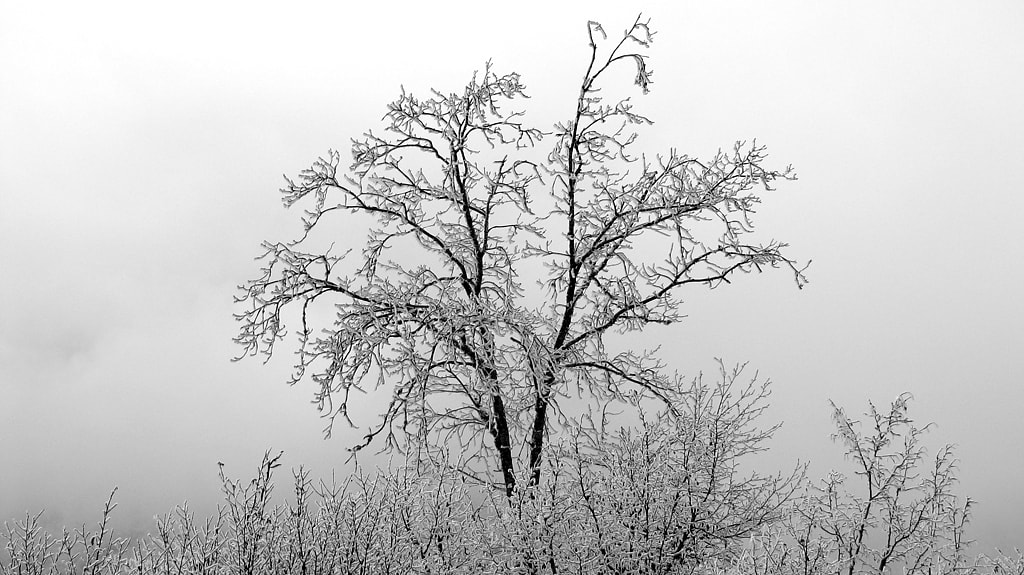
[5,386,1021,574]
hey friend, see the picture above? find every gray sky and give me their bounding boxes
[2,0,1022,551]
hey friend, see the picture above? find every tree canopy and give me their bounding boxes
[234,16,808,497]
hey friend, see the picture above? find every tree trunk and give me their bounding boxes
[489,391,517,497]
[463,329,517,497]
[527,370,555,487]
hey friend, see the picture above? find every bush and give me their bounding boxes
[4,388,1020,575]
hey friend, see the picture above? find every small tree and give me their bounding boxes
[727,395,981,575]
[796,395,975,575]
[234,16,807,497]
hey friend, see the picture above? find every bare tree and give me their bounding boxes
[234,16,807,497]
[800,395,975,575]
[728,395,981,575]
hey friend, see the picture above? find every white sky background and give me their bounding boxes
[2,0,1022,551]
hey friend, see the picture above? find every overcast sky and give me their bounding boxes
[2,0,1022,552]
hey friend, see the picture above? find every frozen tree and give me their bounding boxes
[234,16,807,497]
[717,395,984,575]
[789,395,976,575]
